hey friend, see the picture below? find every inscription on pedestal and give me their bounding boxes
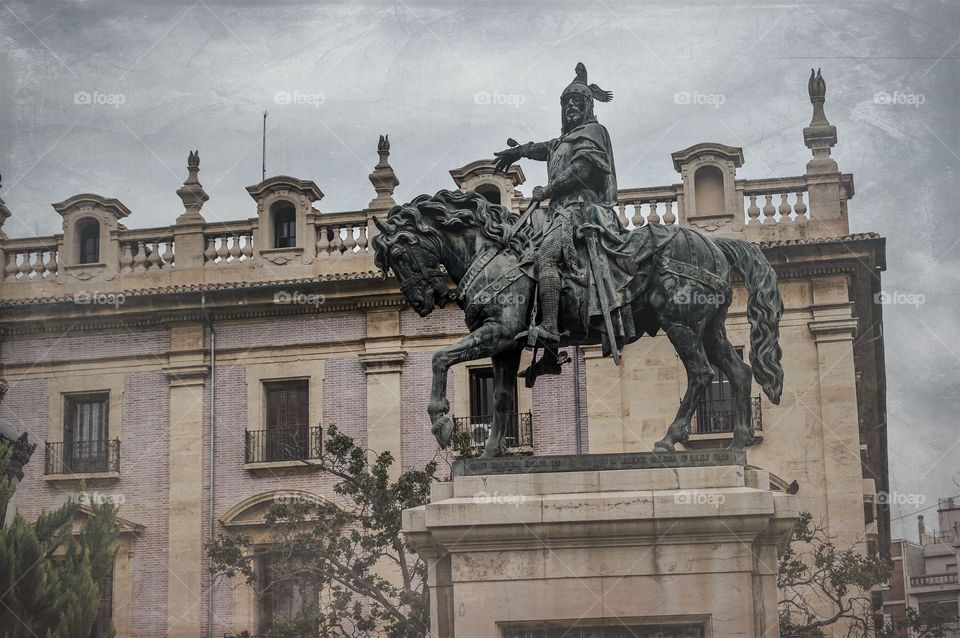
[503,624,704,638]
[453,449,746,477]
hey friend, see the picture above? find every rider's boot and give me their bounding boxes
[517,349,571,380]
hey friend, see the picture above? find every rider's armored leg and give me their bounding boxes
[534,227,564,343]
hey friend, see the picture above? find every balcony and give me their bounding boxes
[684,396,763,447]
[44,439,120,476]
[453,412,533,454]
[910,573,959,588]
[690,396,762,434]
[244,426,322,466]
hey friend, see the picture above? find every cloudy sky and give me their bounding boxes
[1,0,957,538]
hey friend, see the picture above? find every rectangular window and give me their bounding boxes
[263,380,309,462]
[90,567,113,638]
[693,347,743,434]
[257,552,318,635]
[918,600,959,623]
[463,368,519,448]
[64,393,110,473]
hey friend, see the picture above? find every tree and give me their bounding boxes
[0,442,121,638]
[778,512,948,638]
[208,426,437,638]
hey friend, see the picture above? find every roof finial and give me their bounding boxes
[176,150,209,223]
[803,69,838,174]
[368,134,399,210]
[807,68,829,126]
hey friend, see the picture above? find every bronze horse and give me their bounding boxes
[372,189,783,458]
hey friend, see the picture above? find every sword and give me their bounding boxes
[503,198,541,247]
[580,199,621,366]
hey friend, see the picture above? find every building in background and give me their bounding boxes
[883,497,960,636]
[0,75,888,637]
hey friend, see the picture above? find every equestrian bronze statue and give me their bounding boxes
[372,63,784,458]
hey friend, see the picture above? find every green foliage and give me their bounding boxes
[209,426,438,638]
[0,443,120,638]
[449,431,481,459]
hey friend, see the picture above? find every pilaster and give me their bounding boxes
[807,276,864,548]
[359,309,406,479]
[162,323,209,638]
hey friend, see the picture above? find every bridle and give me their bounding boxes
[395,241,445,297]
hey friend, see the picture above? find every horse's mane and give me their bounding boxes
[372,189,530,274]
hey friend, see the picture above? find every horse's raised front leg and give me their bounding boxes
[484,347,523,458]
[428,322,517,450]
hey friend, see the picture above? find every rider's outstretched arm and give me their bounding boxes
[515,141,552,162]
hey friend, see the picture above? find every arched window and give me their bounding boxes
[77,218,100,264]
[272,202,297,248]
[475,184,501,206]
[693,165,725,215]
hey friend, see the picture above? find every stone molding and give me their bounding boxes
[161,363,210,386]
[358,350,407,374]
[808,317,859,342]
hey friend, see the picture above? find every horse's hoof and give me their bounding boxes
[479,448,500,459]
[432,415,456,449]
[653,441,676,453]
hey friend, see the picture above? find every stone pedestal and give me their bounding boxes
[402,454,798,638]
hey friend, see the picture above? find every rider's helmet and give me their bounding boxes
[560,62,613,133]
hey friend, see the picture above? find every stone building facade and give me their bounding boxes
[0,77,888,637]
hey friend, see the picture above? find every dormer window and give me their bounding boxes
[77,217,100,264]
[693,165,725,216]
[272,202,296,248]
[475,183,502,205]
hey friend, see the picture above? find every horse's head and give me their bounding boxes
[371,212,449,317]
[372,189,525,316]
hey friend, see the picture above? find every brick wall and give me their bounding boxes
[214,312,365,349]
[529,347,590,456]
[122,371,171,638]
[0,326,169,366]
[1,367,172,638]
[4,309,592,637]
[400,351,456,478]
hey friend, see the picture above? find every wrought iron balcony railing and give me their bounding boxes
[690,396,762,435]
[453,412,533,451]
[44,439,120,475]
[910,573,959,587]
[245,426,322,464]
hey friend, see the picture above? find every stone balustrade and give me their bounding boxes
[0,171,853,301]
[203,222,254,266]
[3,237,59,281]
[741,176,810,225]
[314,212,371,257]
[617,185,681,228]
[118,229,176,273]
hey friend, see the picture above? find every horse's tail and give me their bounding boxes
[713,237,784,404]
